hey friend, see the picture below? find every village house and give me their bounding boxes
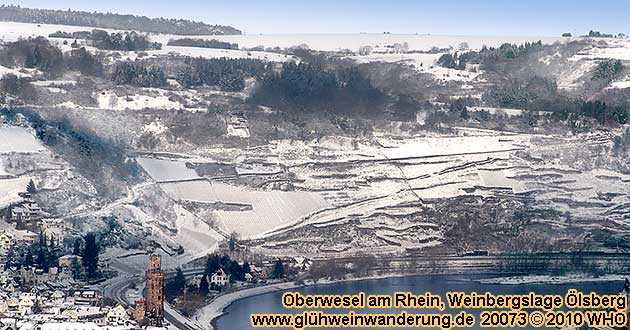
[67,290,101,306]
[58,255,83,269]
[43,227,64,245]
[249,264,267,281]
[0,231,14,250]
[10,196,44,231]
[20,266,72,285]
[0,285,135,328]
[14,230,38,244]
[189,274,209,288]
[0,231,15,250]
[210,268,230,287]
[106,305,128,325]
[40,218,66,245]
[50,290,66,305]
[39,218,65,231]
[62,306,108,325]
[290,257,312,271]
[18,293,37,316]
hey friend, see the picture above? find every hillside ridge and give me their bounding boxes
[0,4,242,35]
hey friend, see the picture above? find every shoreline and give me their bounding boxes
[192,271,629,330]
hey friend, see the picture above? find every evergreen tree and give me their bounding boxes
[82,232,99,279]
[5,205,12,223]
[72,238,82,256]
[205,254,221,276]
[228,260,244,282]
[36,232,47,270]
[437,53,457,69]
[199,275,210,295]
[71,258,83,279]
[26,179,36,194]
[24,250,33,267]
[228,232,239,252]
[272,260,285,279]
[242,261,251,274]
[164,267,186,299]
[460,107,469,120]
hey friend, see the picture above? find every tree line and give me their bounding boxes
[437,41,544,71]
[176,57,270,91]
[482,76,629,125]
[167,38,238,50]
[48,30,91,39]
[0,5,241,35]
[50,29,161,52]
[89,29,161,51]
[0,37,103,78]
[0,37,64,76]
[252,61,385,115]
[112,61,167,87]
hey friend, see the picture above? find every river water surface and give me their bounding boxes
[214,274,625,330]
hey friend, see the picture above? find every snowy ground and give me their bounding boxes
[571,38,630,61]
[0,176,31,209]
[136,157,200,182]
[0,126,45,153]
[0,64,34,78]
[125,46,291,62]
[171,204,223,259]
[0,21,572,53]
[161,181,331,238]
[95,90,184,111]
[206,34,572,52]
[350,52,441,67]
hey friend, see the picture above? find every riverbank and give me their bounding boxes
[476,274,629,285]
[194,281,301,330]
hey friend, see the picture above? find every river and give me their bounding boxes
[213,274,625,330]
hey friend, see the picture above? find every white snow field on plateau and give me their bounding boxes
[161,180,331,238]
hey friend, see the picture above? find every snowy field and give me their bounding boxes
[478,168,526,192]
[0,64,34,78]
[207,34,572,52]
[139,46,291,62]
[0,21,572,53]
[571,38,630,61]
[0,126,45,153]
[0,22,289,62]
[95,90,184,111]
[0,177,30,208]
[376,135,525,159]
[0,21,124,42]
[171,205,223,259]
[136,157,200,182]
[161,181,331,238]
[350,52,441,67]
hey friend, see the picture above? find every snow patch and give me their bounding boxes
[95,91,183,111]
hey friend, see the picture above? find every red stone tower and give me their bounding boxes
[145,255,164,326]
